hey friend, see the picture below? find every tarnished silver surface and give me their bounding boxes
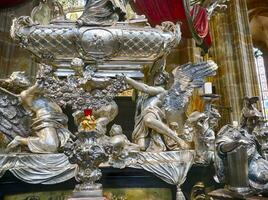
[0,71,71,154]
[0,153,76,184]
[215,124,268,192]
[131,150,195,200]
[0,73,31,140]
[187,94,221,165]
[124,61,218,152]
[187,111,215,165]
[108,124,140,169]
[10,17,178,78]
[0,1,226,198]
[64,130,111,198]
[241,96,262,134]
[77,0,126,26]
[226,146,251,195]
[253,119,268,160]
[38,64,127,112]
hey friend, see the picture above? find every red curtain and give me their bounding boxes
[130,0,212,51]
[191,5,209,39]
[130,0,187,27]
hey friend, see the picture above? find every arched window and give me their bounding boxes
[254,48,268,120]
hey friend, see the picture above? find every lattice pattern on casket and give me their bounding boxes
[118,29,164,58]
[28,27,78,58]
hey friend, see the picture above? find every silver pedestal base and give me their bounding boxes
[67,183,105,200]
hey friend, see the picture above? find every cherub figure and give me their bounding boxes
[109,124,140,168]
[187,111,216,164]
[240,96,262,134]
[0,72,71,153]
[123,60,218,151]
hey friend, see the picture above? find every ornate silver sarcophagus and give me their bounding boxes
[11,18,179,78]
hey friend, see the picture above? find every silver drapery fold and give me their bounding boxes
[0,154,76,184]
[131,150,195,200]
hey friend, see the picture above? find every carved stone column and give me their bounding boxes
[209,0,260,124]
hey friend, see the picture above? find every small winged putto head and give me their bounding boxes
[109,124,124,137]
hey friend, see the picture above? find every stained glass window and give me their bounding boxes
[254,48,268,120]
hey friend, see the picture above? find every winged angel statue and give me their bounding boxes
[123,60,218,152]
[0,72,71,153]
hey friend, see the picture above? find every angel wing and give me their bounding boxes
[0,88,31,141]
[164,60,218,111]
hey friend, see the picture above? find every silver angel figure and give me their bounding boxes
[77,0,126,26]
[0,72,71,153]
[124,60,218,152]
[215,124,268,191]
[187,111,212,164]
[253,118,268,160]
[240,96,263,134]
[108,124,140,168]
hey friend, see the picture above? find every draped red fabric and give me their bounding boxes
[191,5,209,38]
[131,0,186,26]
[0,0,26,8]
[131,0,212,51]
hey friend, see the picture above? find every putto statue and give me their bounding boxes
[187,110,219,165]
[240,96,263,134]
[0,72,71,153]
[124,60,218,152]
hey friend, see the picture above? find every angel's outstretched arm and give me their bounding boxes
[125,76,165,96]
[0,87,19,98]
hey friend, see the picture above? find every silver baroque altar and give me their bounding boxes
[3,1,267,200]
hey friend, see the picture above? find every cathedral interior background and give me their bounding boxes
[0,0,267,200]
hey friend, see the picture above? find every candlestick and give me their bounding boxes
[204,82,213,94]
[233,121,239,128]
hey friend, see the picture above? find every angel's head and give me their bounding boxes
[187,111,208,129]
[8,71,31,90]
[154,71,169,86]
[109,124,123,137]
[208,107,221,128]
